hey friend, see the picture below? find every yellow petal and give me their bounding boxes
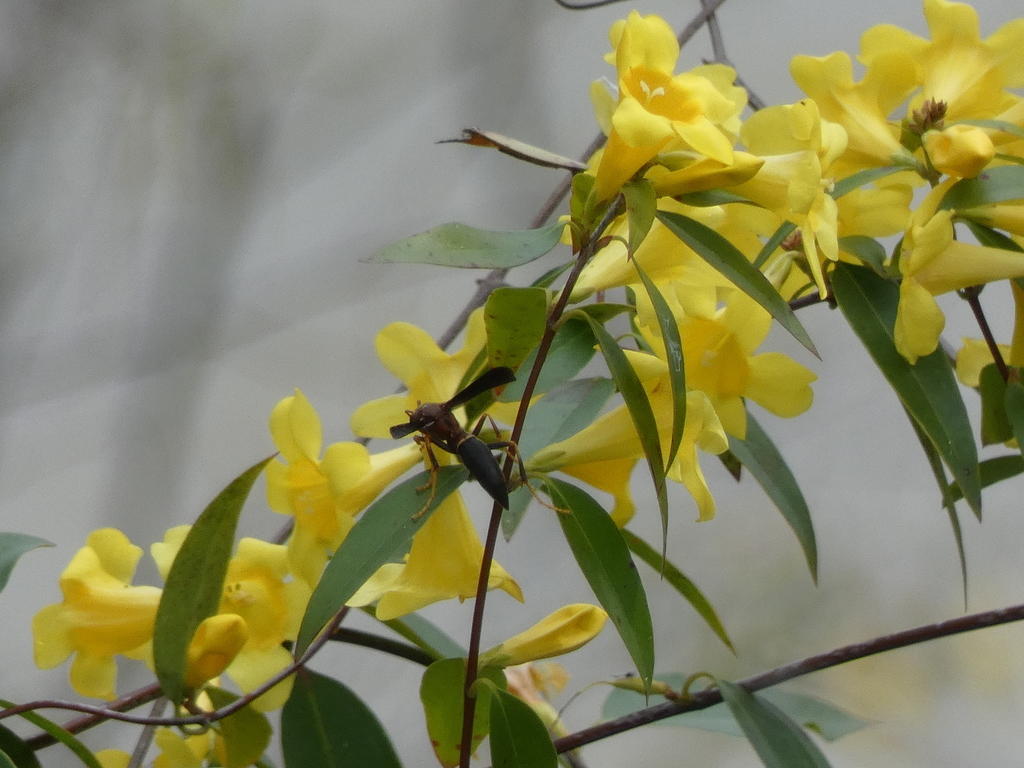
[895,278,946,364]
[479,604,608,668]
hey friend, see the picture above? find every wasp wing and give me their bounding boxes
[445,367,516,410]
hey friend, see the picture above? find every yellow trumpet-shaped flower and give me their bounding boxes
[33,528,161,700]
[590,12,740,200]
[859,0,1024,123]
[529,350,729,521]
[790,49,918,175]
[895,181,1024,363]
[152,528,311,711]
[733,99,848,296]
[479,604,608,668]
[347,489,522,620]
[639,286,817,440]
[267,388,420,586]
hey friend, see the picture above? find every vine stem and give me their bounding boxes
[963,285,1011,381]
[552,601,1024,753]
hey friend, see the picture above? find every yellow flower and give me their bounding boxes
[640,286,817,439]
[955,337,1011,387]
[347,490,522,620]
[152,727,211,768]
[923,124,994,178]
[33,529,161,700]
[590,12,740,200]
[152,528,312,711]
[183,614,248,690]
[895,181,1024,363]
[733,99,848,296]
[95,750,131,768]
[860,0,1024,123]
[267,388,420,586]
[529,350,729,521]
[479,604,608,668]
[504,663,570,737]
[790,50,918,175]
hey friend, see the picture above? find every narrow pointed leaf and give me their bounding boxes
[0,750,15,768]
[634,262,686,470]
[621,529,733,652]
[830,166,901,199]
[545,478,654,690]
[205,687,272,768]
[440,128,588,172]
[831,263,981,516]
[623,180,658,256]
[962,220,1023,252]
[571,310,669,553]
[374,611,466,660]
[907,409,968,602]
[489,688,557,768]
[938,165,1024,210]
[677,189,756,207]
[980,363,1012,445]
[717,679,834,768]
[282,669,401,768]
[753,221,796,270]
[154,455,274,705]
[420,658,505,768]
[0,533,52,595]
[947,455,1024,502]
[1004,380,1024,454]
[370,222,565,268]
[838,235,887,274]
[485,287,549,373]
[727,414,817,581]
[296,466,468,655]
[657,211,818,357]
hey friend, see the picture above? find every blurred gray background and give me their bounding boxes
[1,0,1023,765]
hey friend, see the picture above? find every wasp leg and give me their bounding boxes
[412,435,440,520]
[477,415,569,515]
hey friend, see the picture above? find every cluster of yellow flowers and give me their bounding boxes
[30,2,1024,764]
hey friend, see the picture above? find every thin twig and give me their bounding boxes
[126,698,166,768]
[553,602,1024,753]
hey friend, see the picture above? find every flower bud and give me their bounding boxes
[183,614,249,689]
[479,604,608,668]
[923,125,994,179]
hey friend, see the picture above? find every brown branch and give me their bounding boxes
[553,602,1024,753]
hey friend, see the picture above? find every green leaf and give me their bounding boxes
[374,611,466,660]
[979,363,1012,445]
[831,263,981,516]
[623,180,658,256]
[838,235,887,274]
[0,750,15,768]
[420,658,505,768]
[938,165,1024,210]
[153,455,273,705]
[906,409,968,602]
[545,478,654,690]
[1005,379,1024,453]
[205,687,272,768]
[370,222,565,268]
[676,189,756,207]
[0,699,103,768]
[497,319,597,403]
[752,221,796,270]
[621,529,733,652]
[296,466,468,655]
[489,688,558,768]
[962,220,1024,252]
[717,679,834,768]
[0,724,40,768]
[571,310,669,553]
[830,166,902,199]
[603,675,867,742]
[727,414,817,582]
[657,211,818,357]
[0,533,52,595]
[282,668,401,768]
[485,287,549,373]
[947,454,1024,502]
[633,262,686,470]
[568,302,635,324]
